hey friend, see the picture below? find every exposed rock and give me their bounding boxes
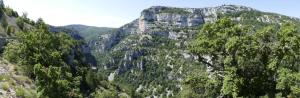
[91,5,300,97]
[136,85,143,92]
[108,71,116,81]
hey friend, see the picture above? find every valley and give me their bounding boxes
[1,0,300,98]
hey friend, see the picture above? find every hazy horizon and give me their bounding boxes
[4,0,300,28]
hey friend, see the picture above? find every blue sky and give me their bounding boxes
[4,0,300,28]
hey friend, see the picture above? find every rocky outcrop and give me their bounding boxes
[94,5,260,55]
[138,5,254,33]
[92,5,257,97]
[91,5,300,97]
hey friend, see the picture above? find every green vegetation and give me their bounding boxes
[5,7,18,17]
[160,7,191,15]
[1,14,7,28]
[188,18,300,97]
[4,18,88,98]
[2,82,9,91]
[16,87,37,98]
[63,25,115,41]
[6,25,16,36]
[0,1,300,97]
[91,89,118,98]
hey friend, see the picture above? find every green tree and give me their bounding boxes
[91,89,118,98]
[16,17,25,30]
[85,70,104,90]
[188,18,300,97]
[4,18,84,98]
[180,72,222,98]
[5,7,19,17]
[0,11,7,28]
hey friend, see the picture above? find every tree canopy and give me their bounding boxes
[188,18,300,97]
[4,19,86,98]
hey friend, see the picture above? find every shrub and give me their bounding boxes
[16,87,25,97]
[2,82,9,91]
[16,17,24,30]
[6,25,15,35]
[0,75,9,81]
[16,87,37,98]
[92,89,118,98]
[1,15,8,28]
[5,7,18,17]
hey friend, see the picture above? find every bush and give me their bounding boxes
[0,75,9,81]
[1,15,7,28]
[5,7,18,17]
[92,89,118,98]
[6,25,15,35]
[16,17,24,30]
[1,82,9,91]
[16,87,37,98]
[16,87,25,97]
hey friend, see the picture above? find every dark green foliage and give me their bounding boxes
[16,17,25,30]
[0,2,8,29]
[91,89,118,98]
[218,10,262,19]
[4,19,86,98]
[0,11,7,28]
[62,25,115,41]
[188,18,300,97]
[147,36,176,49]
[180,73,222,98]
[85,70,105,90]
[5,7,19,17]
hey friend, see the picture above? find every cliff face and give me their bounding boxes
[96,5,255,52]
[90,5,300,97]
[138,5,253,32]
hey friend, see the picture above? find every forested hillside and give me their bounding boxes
[0,1,119,97]
[1,0,300,97]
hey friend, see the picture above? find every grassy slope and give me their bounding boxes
[0,59,37,98]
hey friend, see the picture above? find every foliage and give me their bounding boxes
[181,73,222,98]
[16,13,35,30]
[1,82,9,91]
[188,17,300,97]
[85,70,105,90]
[160,7,191,15]
[6,25,15,35]
[16,17,25,30]
[0,13,7,28]
[62,25,115,41]
[5,7,19,17]
[91,89,118,98]
[16,87,37,98]
[4,18,86,98]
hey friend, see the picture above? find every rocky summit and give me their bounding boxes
[84,5,300,97]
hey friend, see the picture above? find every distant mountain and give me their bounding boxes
[60,25,116,41]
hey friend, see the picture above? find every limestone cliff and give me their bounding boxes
[91,5,300,97]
